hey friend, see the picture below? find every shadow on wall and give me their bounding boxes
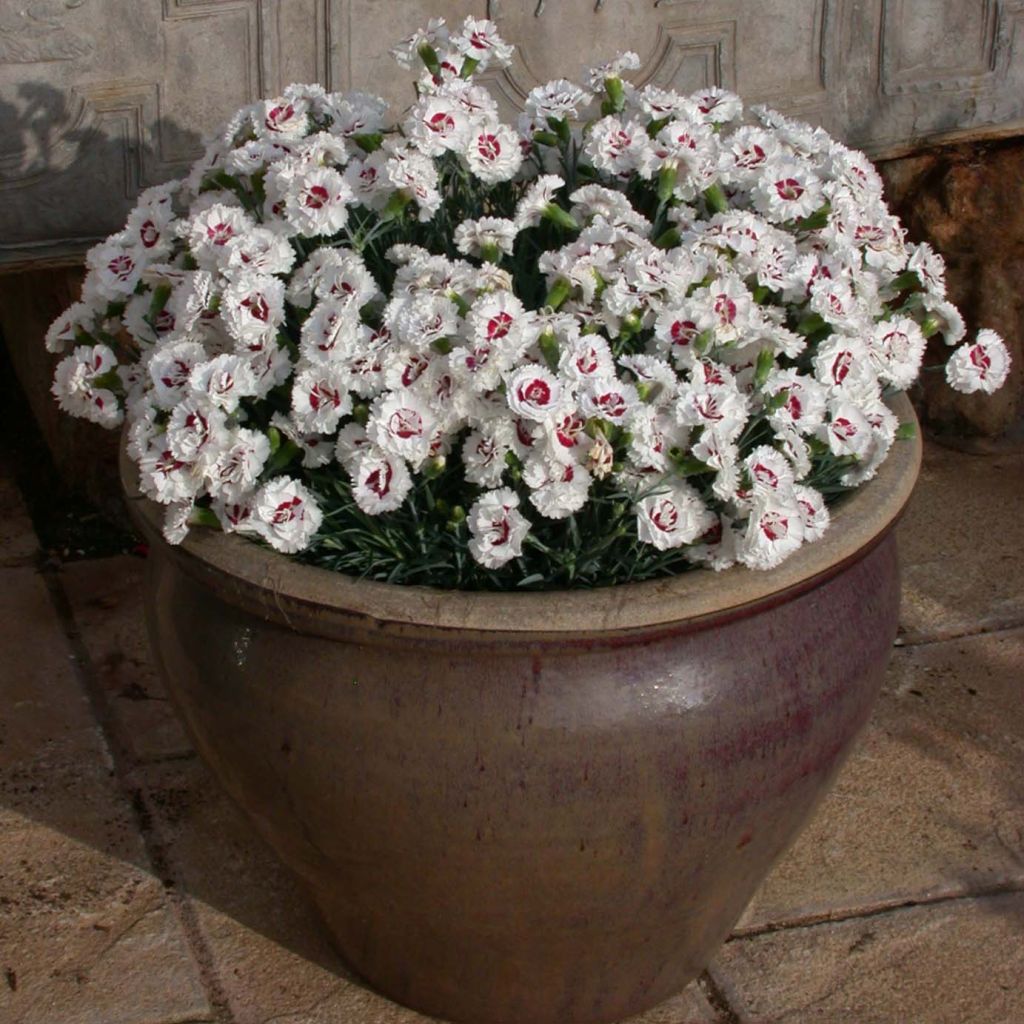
[0,81,202,516]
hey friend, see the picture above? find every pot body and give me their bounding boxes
[143,532,901,1024]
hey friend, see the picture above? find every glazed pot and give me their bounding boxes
[124,395,921,1024]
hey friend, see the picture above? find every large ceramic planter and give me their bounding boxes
[124,395,921,1024]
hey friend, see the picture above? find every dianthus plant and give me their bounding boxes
[48,16,1011,589]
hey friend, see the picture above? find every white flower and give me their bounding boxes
[166,397,230,469]
[51,345,122,429]
[506,366,564,422]
[467,488,530,568]
[222,274,286,351]
[138,440,202,505]
[820,400,874,459]
[946,330,1012,394]
[162,501,194,545]
[189,354,258,412]
[584,117,654,177]
[584,51,640,90]
[207,428,271,502]
[465,122,523,184]
[84,236,144,300]
[368,392,436,463]
[793,484,829,543]
[351,447,413,514]
[408,94,474,157]
[251,477,323,553]
[259,97,310,140]
[463,429,511,487]
[635,482,715,551]
[186,204,255,269]
[291,365,354,433]
[451,17,513,70]
[579,379,638,424]
[148,341,209,411]
[282,167,353,236]
[391,18,450,69]
[738,498,805,570]
[523,459,590,520]
[753,160,824,222]
[454,217,518,259]
[868,316,926,389]
[46,302,96,354]
[515,174,566,229]
[526,79,592,122]
[227,227,297,276]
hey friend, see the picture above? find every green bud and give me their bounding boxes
[920,315,941,338]
[694,329,715,356]
[480,242,501,265]
[754,346,776,389]
[189,506,222,529]
[542,203,580,232]
[538,330,560,372]
[551,117,572,145]
[353,403,370,426]
[657,164,678,204]
[605,76,626,113]
[431,337,454,355]
[148,283,172,322]
[449,504,466,525]
[646,116,670,139]
[654,227,681,250]
[422,456,447,479]
[796,312,827,337]
[702,182,729,215]
[460,56,480,79]
[636,381,664,405]
[448,291,471,317]
[794,202,831,232]
[352,133,383,153]
[417,42,441,75]
[381,191,413,222]
[266,425,282,454]
[545,277,572,310]
[532,130,560,147]
[91,369,123,393]
[895,422,916,441]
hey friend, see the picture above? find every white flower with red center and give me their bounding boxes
[390,18,450,69]
[222,274,286,351]
[368,392,437,464]
[343,152,390,211]
[738,498,805,570]
[251,477,323,553]
[636,85,697,121]
[820,400,874,459]
[324,90,389,137]
[708,277,757,343]
[207,428,271,503]
[467,488,530,568]
[462,428,512,487]
[465,122,523,185]
[568,185,650,232]
[558,335,615,384]
[635,482,716,551]
[754,160,824,222]
[85,236,144,300]
[351,447,414,514]
[585,117,654,178]
[692,87,743,126]
[409,95,473,157]
[653,304,715,368]
[523,458,591,520]
[291,365,353,433]
[227,227,296,276]
[165,271,216,340]
[539,409,588,465]
[675,379,750,444]
[584,51,641,90]
[579,379,638,425]
[793,484,830,542]
[138,440,202,505]
[51,344,123,429]
[526,79,592,122]
[812,336,880,406]
[743,445,796,500]
[868,316,926,389]
[514,174,566,229]
[248,345,293,398]
[125,203,175,259]
[166,397,230,471]
[467,291,529,355]
[454,217,518,259]
[186,204,256,269]
[333,423,371,470]
[719,126,781,186]
[452,17,513,69]
[764,369,827,435]
[906,242,946,296]
[653,118,717,176]
[922,296,966,346]
[149,341,209,410]
[46,302,96,354]
[385,146,442,220]
[808,277,866,333]
[259,97,310,140]
[389,292,460,349]
[300,299,361,364]
[506,366,564,423]
[189,354,258,413]
[946,330,1012,395]
[282,167,353,236]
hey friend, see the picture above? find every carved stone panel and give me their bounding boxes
[3,0,1024,267]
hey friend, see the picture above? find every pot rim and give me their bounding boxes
[123,394,921,638]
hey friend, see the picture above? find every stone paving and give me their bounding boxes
[1,439,1022,1024]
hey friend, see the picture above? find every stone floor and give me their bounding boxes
[1,439,1022,1024]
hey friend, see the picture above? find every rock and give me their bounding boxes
[880,138,1024,444]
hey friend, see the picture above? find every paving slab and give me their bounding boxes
[896,444,1024,643]
[59,555,193,763]
[141,757,721,1024]
[738,627,1024,930]
[0,565,213,1024]
[712,892,1024,1024]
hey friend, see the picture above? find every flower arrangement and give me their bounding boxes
[47,17,1010,589]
